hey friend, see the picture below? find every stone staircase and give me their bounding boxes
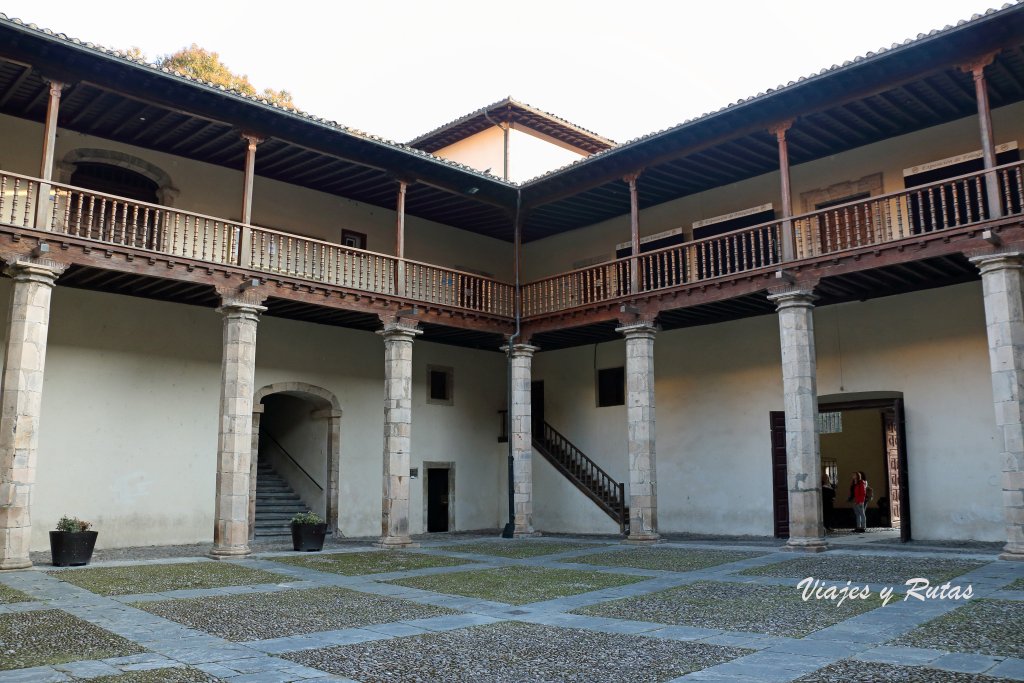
[254,461,308,539]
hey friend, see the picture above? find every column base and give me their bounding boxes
[375,536,418,549]
[999,543,1024,561]
[513,530,539,538]
[0,558,32,571]
[623,533,661,545]
[783,538,829,553]
[208,545,251,560]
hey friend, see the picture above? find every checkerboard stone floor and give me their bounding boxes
[0,536,1021,682]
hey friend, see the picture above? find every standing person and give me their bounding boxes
[852,472,867,533]
[821,473,836,533]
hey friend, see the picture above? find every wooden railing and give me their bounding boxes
[523,161,1024,317]
[534,421,628,532]
[0,171,513,317]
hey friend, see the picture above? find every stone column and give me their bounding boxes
[377,319,422,548]
[210,290,266,559]
[768,287,827,552]
[970,252,1024,560]
[504,343,539,536]
[617,321,659,543]
[0,258,65,570]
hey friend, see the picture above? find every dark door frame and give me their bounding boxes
[422,461,455,533]
[770,396,911,541]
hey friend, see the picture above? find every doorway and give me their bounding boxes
[423,462,455,533]
[770,397,910,542]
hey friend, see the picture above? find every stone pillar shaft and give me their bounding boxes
[0,259,64,570]
[971,252,1024,560]
[617,321,659,542]
[505,344,538,536]
[210,299,264,558]
[769,288,827,552]
[378,321,421,548]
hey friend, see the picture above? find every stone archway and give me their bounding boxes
[251,382,342,537]
[59,148,180,205]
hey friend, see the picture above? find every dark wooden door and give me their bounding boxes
[883,400,912,542]
[769,411,789,538]
[531,381,545,436]
[426,468,449,533]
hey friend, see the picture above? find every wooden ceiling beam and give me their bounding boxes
[0,64,32,108]
[183,128,237,156]
[129,108,177,144]
[106,103,151,138]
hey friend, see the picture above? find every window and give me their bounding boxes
[427,366,453,405]
[341,229,367,250]
[596,367,625,407]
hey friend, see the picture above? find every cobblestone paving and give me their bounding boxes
[433,540,598,558]
[269,550,474,575]
[50,562,290,596]
[134,586,458,642]
[284,621,749,682]
[0,535,1021,682]
[793,659,1010,682]
[388,565,646,605]
[892,599,1024,658]
[575,580,886,637]
[0,584,32,604]
[571,548,766,572]
[0,609,144,670]
[740,555,986,585]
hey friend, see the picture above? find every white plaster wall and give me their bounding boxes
[12,282,505,550]
[0,113,512,280]
[532,282,1002,542]
[521,101,1024,280]
[432,126,585,183]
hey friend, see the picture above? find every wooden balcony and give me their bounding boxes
[0,171,515,332]
[521,162,1024,320]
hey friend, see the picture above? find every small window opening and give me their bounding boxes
[597,367,625,407]
[427,366,454,405]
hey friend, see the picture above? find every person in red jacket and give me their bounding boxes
[852,472,867,533]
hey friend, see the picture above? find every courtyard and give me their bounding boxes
[0,534,1019,682]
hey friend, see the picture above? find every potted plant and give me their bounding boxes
[50,516,98,567]
[290,511,327,552]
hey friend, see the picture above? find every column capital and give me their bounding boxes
[4,256,67,285]
[215,283,268,315]
[767,286,816,310]
[622,170,642,185]
[768,119,794,139]
[42,79,66,98]
[501,343,540,358]
[378,319,422,341]
[969,250,1024,275]
[959,51,999,79]
[616,320,658,338]
[240,132,266,148]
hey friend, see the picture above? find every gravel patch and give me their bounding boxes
[793,659,1007,682]
[269,550,474,575]
[576,580,885,638]
[571,548,765,572]
[87,668,218,682]
[892,599,1024,658]
[389,566,644,605]
[284,620,748,682]
[50,562,289,596]
[0,584,33,604]
[434,540,600,558]
[0,609,144,670]
[133,586,457,641]
[739,556,984,585]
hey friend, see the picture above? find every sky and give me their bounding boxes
[0,0,1004,144]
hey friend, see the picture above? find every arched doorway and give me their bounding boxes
[251,383,342,540]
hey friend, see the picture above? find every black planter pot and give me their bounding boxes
[49,530,98,567]
[291,523,327,551]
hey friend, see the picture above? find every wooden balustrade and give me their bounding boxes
[523,160,1024,317]
[3,160,1024,323]
[0,170,513,317]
